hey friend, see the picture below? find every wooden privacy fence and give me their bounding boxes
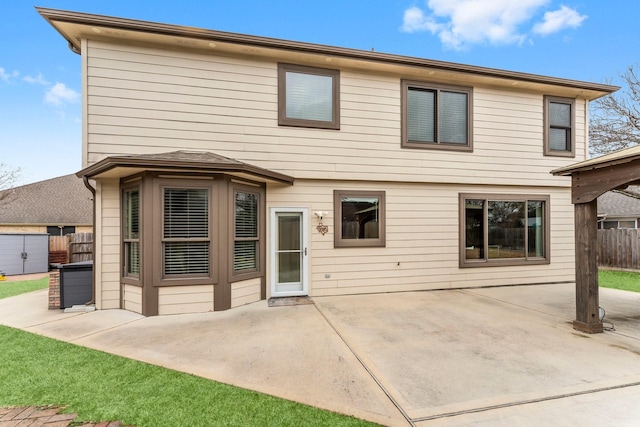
[597,229,640,270]
[49,232,94,265]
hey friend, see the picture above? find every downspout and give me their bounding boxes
[82,175,96,305]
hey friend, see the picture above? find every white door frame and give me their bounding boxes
[269,207,309,297]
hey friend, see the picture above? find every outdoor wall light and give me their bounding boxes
[315,211,329,236]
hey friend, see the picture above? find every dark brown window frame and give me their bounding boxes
[544,95,576,158]
[229,181,265,282]
[121,174,268,289]
[401,80,473,151]
[152,177,218,287]
[122,182,141,285]
[154,178,219,286]
[459,193,550,268]
[278,63,340,130]
[334,190,386,248]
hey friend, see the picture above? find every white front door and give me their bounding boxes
[270,208,309,297]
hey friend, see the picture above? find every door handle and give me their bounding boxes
[304,247,307,256]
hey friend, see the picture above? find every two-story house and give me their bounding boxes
[39,8,618,316]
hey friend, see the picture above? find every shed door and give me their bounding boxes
[0,234,49,275]
[0,235,26,275]
[23,235,49,274]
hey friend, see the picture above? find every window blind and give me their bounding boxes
[163,188,209,276]
[234,191,258,272]
[440,91,468,144]
[407,88,435,142]
[286,71,333,122]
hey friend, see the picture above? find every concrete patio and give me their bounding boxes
[1,282,640,426]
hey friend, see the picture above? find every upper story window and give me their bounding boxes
[278,63,340,129]
[544,96,575,157]
[402,80,472,151]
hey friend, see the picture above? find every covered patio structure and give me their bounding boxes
[552,145,640,333]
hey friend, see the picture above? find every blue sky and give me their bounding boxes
[1,0,639,185]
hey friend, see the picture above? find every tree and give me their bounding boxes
[589,65,640,156]
[0,163,21,206]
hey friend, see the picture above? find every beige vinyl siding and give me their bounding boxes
[231,278,262,308]
[85,40,582,188]
[268,180,574,297]
[123,284,142,313]
[95,179,121,309]
[158,285,214,315]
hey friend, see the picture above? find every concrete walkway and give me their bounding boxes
[2,283,640,426]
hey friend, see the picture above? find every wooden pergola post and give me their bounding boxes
[552,147,640,334]
[573,200,603,333]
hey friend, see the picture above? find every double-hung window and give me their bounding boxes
[163,187,210,277]
[460,194,549,267]
[544,96,575,157]
[123,188,140,278]
[402,80,472,151]
[233,189,259,274]
[278,63,340,129]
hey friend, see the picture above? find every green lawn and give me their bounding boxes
[0,326,377,427]
[599,269,640,293]
[0,276,49,299]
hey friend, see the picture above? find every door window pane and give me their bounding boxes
[277,214,301,284]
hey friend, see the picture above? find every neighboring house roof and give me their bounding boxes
[597,186,640,218]
[0,174,93,225]
[598,185,640,218]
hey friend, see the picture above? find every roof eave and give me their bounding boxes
[37,7,620,97]
[76,155,295,185]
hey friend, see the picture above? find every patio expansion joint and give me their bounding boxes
[411,380,640,422]
[312,303,416,427]
[458,288,571,321]
[65,317,145,343]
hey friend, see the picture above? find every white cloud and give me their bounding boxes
[45,82,80,106]
[401,0,585,50]
[0,67,19,83]
[533,5,587,35]
[23,73,50,86]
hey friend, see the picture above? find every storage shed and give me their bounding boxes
[0,233,49,275]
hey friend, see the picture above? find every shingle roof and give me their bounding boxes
[597,186,640,218]
[0,174,93,225]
